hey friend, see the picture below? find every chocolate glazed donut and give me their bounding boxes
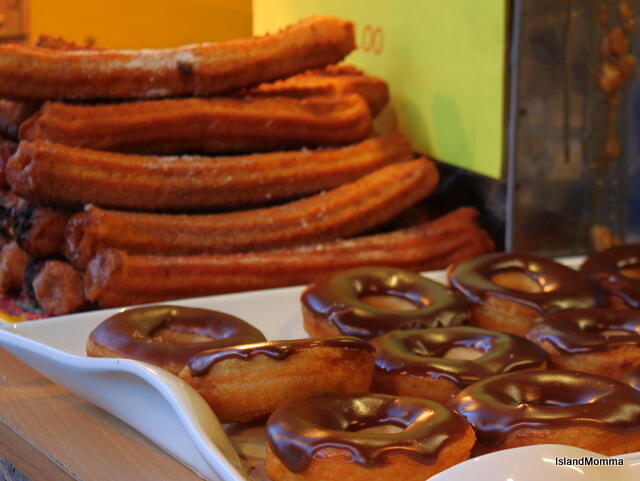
[580,244,640,308]
[526,308,640,378]
[448,369,640,455]
[448,253,603,335]
[302,266,469,339]
[180,337,376,423]
[86,305,266,374]
[265,393,475,481]
[371,326,548,403]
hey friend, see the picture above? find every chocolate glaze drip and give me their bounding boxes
[302,266,469,339]
[89,305,266,368]
[527,308,640,354]
[266,393,469,472]
[449,253,603,313]
[581,244,640,308]
[187,336,374,376]
[448,369,640,448]
[623,366,640,391]
[372,327,548,386]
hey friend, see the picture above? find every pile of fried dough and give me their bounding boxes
[0,16,493,316]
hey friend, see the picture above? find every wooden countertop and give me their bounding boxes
[0,347,207,481]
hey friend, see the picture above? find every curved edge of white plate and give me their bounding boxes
[0,327,247,481]
[431,444,640,481]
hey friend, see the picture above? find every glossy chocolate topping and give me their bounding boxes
[89,305,266,368]
[449,253,602,313]
[527,308,640,354]
[372,327,548,386]
[187,336,374,376]
[302,266,469,339]
[266,393,470,472]
[448,369,640,448]
[581,244,640,308]
[623,366,640,391]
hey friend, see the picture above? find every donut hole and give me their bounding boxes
[360,294,423,311]
[491,271,543,293]
[442,346,484,360]
[404,336,489,360]
[152,328,214,344]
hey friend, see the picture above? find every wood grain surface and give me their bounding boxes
[0,348,206,481]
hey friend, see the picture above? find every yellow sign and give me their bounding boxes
[254,0,507,179]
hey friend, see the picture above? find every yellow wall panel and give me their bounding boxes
[30,0,252,48]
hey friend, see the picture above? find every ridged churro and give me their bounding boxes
[244,64,389,115]
[84,208,495,308]
[65,158,439,268]
[0,16,355,100]
[20,94,372,154]
[0,35,95,138]
[7,134,412,211]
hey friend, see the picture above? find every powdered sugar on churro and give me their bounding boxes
[0,16,355,100]
[123,50,196,71]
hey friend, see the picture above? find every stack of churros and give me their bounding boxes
[0,16,494,316]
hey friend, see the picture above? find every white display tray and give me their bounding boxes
[0,259,639,481]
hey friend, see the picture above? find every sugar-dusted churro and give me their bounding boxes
[8,134,411,211]
[0,16,355,100]
[244,64,389,115]
[20,94,372,154]
[65,158,439,267]
[84,208,494,308]
[0,35,96,139]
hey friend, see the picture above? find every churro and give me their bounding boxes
[0,35,95,138]
[27,259,87,316]
[244,64,389,115]
[20,94,372,154]
[0,16,355,100]
[84,208,494,308]
[11,203,71,257]
[66,158,439,268]
[0,100,39,139]
[0,241,29,294]
[7,134,412,211]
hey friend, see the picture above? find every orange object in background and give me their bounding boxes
[29,0,251,47]
[0,0,28,43]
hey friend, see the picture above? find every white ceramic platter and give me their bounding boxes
[0,258,639,481]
